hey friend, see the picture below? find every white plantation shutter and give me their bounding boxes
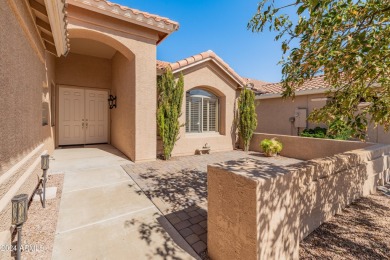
[208,99,217,131]
[203,99,208,132]
[186,90,219,133]
[186,97,190,132]
[189,97,201,132]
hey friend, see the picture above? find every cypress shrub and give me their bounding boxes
[157,69,184,160]
[238,87,257,151]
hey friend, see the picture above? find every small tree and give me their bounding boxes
[248,1,390,139]
[238,87,258,151]
[157,68,184,160]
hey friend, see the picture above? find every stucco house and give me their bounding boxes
[1,0,389,247]
[249,75,390,144]
[0,0,250,240]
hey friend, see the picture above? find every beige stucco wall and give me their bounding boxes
[367,123,390,144]
[257,93,390,144]
[208,141,390,260]
[56,52,112,89]
[0,0,56,244]
[256,94,327,136]
[161,62,239,157]
[110,52,136,160]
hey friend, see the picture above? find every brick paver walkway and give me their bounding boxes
[122,150,301,257]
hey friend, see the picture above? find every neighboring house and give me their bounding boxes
[251,75,390,144]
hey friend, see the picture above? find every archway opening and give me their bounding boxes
[55,29,136,161]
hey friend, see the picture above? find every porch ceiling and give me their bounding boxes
[69,38,117,59]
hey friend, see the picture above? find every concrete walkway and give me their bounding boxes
[51,145,197,260]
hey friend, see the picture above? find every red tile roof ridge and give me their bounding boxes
[253,74,329,94]
[157,50,246,86]
[90,0,179,27]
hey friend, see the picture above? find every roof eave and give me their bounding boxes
[69,0,179,43]
[255,88,329,100]
[44,0,69,56]
[156,26,179,45]
[169,58,245,88]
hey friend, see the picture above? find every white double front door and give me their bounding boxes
[59,87,109,145]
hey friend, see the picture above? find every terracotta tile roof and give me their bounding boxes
[244,78,269,94]
[157,56,328,95]
[253,75,329,95]
[156,60,170,71]
[78,0,179,28]
[157,50,246,87]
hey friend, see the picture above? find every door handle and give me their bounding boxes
[82,122,85,128]
[86,122,88,128]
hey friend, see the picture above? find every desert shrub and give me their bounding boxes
[260,138,283,156]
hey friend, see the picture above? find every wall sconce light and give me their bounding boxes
[41,154,50,208]
[12,194,28,260]
[108,95,117,109]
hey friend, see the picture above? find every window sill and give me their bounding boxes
[185,132,224,138]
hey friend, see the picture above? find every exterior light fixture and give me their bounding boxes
[41,154,50,208]
[108,95,117,109]
[11,194,28,260]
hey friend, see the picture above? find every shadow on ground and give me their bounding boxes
[135,167,207,212]
[125,212,199,260]
[123,152,299,258]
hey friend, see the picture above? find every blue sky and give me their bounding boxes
[114,0,284,83]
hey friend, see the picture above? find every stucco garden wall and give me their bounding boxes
[257,94,390,144]
[248,133,372,160]
[159,62,239,157]
[56,52,112,89]
[208,140,390,260]
[0,0,56,244]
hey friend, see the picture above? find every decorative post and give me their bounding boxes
[40,154,50,208]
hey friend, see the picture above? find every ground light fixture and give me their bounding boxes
[11,194,28,260]
[41,154,50,208]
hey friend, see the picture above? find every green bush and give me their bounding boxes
[300,127,327,138]
[327,118,354,140]
[300,119,353,140]
[260,138,283,157]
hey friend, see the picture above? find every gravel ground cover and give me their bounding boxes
[300,190,390,259]
[8,174,64,260]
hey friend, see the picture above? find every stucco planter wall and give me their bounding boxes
[208,140,390,260]
[246,133,373,160]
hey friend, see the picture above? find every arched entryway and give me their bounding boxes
[55,27,137,161]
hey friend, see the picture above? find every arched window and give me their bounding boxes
[186,89,219,133]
